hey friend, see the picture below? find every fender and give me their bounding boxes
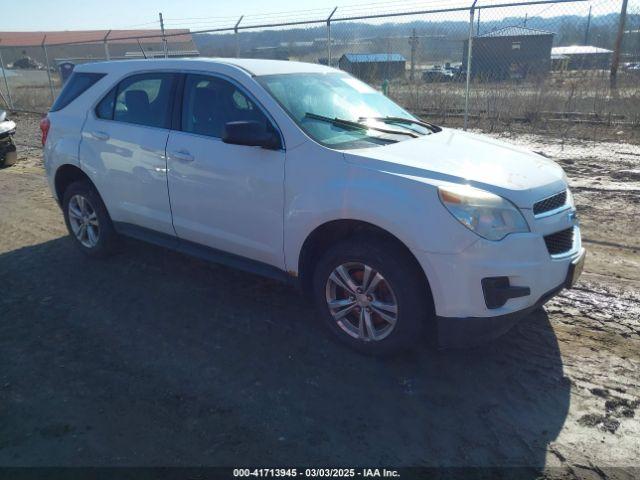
[283,143,479,275]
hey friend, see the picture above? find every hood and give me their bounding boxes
[0,119,16,136]
[343,128,566,208]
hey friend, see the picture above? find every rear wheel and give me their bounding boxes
[312,236,432,355]
[62,180,117,258]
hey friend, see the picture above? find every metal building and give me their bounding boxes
[550,46,613,70]
[338,53,406,81]
[462,26,554,80]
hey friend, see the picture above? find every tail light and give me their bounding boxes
[40,115,50,146]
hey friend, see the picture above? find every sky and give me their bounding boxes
[0,0,627,32]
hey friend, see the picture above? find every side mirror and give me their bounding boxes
[0,110,6,122]
[222,121,280,150]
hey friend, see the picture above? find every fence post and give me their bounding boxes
[234,16,244,58]
[327,7,337,66]
[42,36,56,105]
[584,5,592,45]
[610,0,629,91]
[103,30,111,60]
[159,12,168,58]
[0,42,14,110]
[409,28,419,81]
[463,1,477,131]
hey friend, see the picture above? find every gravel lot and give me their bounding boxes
[1,113,639,476]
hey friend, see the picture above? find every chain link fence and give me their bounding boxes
[0,30,196,111]
[0,0,638,131]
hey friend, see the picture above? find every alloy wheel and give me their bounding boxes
[68,194,100,248]
[325,262,398,341]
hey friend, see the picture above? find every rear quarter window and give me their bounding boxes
[50,72,105,112]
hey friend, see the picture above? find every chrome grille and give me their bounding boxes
[544,227,574,256]
[533,190,567,216]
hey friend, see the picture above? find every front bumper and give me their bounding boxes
[435,248,585,348]
[436,282,561,348]
[414,215,584,347]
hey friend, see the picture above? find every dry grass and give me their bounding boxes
[3,69,638,143]
[6,85,57,111]
[390,71,640,139]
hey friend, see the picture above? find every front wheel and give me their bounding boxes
[312,236,432,355]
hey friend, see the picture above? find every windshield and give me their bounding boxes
[257,72,434,149]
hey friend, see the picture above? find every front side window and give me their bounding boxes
[50,72,105,112]
[257,72,434,149]
[181,74,271,138]
[102,73,176,128]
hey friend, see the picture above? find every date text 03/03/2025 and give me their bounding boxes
[232,468,400,477]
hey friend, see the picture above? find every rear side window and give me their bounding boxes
[108,73,176,129]
[50,72,105,112]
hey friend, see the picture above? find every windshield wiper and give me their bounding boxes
[305,112,419,138]
[360,116,441,133]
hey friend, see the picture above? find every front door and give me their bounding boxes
[166,74,285,268]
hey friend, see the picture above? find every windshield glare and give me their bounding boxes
[257,72,424,149]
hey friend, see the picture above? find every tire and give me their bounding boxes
[62,179,118,258]
[0,138,16,168]
[311,235,432,355]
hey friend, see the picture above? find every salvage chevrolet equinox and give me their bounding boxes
[42,58,585,354]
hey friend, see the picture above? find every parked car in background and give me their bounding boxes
[11,55,45,70]
[0,109,17,167]
[624,62,640,72]
[422,66,456,83]
[42,58,585,354]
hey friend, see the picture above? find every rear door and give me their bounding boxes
[80,72,178,236]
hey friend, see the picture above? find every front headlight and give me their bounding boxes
[438,184,529,241]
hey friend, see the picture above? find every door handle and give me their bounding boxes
[170,150,194,162]
[92,130,110,141]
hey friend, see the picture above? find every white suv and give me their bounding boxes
[42,58,585,354]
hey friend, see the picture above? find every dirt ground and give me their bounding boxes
[1,113,639,476]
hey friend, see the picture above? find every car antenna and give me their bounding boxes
[137,39,148,59]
